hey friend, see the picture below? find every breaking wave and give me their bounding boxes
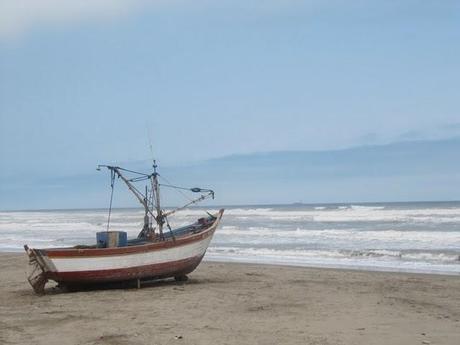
[1,202,460,274]
[205,247,460,275]
[172,206,460,224]
[207,247,460,263]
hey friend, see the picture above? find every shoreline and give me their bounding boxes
[3,249,459,277]
[1,252,459,345]
[206,256,460,277]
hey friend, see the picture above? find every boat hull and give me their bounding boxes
[25,209,223,292]
[47,254,205,284]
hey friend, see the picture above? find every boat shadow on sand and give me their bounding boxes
[25,276,213,295]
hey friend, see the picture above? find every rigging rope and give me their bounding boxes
[106,169,116,232]
[116,166,151,177]
[99,164,214,237]
[159,176,194,202]
[165,216,175,241]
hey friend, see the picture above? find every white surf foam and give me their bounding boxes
[172,206,460,224]
[205,247,460,275]
[1,205,460,274]
[215,226,460,248]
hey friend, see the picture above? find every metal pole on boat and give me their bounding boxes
[106,169,116,232]
[152,160,164,238]
[142,185,149,234]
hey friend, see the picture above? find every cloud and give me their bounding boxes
[0,0,322,41]
[0,0,151,40]
[397,130,424,141]
[394,123,460,143]
[357,132,380,145]
[440,122,460,132]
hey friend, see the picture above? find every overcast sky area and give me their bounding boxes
[0,1,459,209]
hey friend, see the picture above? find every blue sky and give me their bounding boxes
[0,1,459,209]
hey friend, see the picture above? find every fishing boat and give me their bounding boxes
[24,162,224,294]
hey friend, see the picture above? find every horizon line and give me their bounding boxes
[2,199,459,213]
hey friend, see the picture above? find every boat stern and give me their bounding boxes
[24,245,50,294]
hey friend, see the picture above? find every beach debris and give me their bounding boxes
[248,305,267,312]
[422,341,430,345]
[174,335,183,340]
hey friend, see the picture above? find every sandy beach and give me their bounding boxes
[0,253,459,345]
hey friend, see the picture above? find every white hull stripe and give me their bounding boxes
[50,236,213,272]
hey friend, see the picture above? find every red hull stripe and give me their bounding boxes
[47,254,205,283]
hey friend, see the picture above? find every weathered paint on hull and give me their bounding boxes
[47,254,205,284]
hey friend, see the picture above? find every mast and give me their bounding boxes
[143,185,149,235]
[152,160,164,237]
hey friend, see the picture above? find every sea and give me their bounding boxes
[1,201,459,275]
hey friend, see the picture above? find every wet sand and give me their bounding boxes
[0,253,459,345]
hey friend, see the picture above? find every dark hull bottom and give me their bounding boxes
[47,254,205,286]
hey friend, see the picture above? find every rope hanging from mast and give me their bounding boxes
[106,168,116,232]
[159,183,214,196]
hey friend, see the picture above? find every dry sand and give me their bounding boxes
[0,253,459,345]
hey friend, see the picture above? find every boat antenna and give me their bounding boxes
[146,128,164,237]
[147,126,156,167]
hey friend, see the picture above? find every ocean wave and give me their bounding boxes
[0,222,104,232]
[207,247,460,263]
[216,226,460,244]
[205,247,460,275]
[1,206,460,275]
[167,206,460,223]
[350,205,386,210]
[3,207,460,224]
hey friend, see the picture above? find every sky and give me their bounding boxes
[0,1,459,209]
